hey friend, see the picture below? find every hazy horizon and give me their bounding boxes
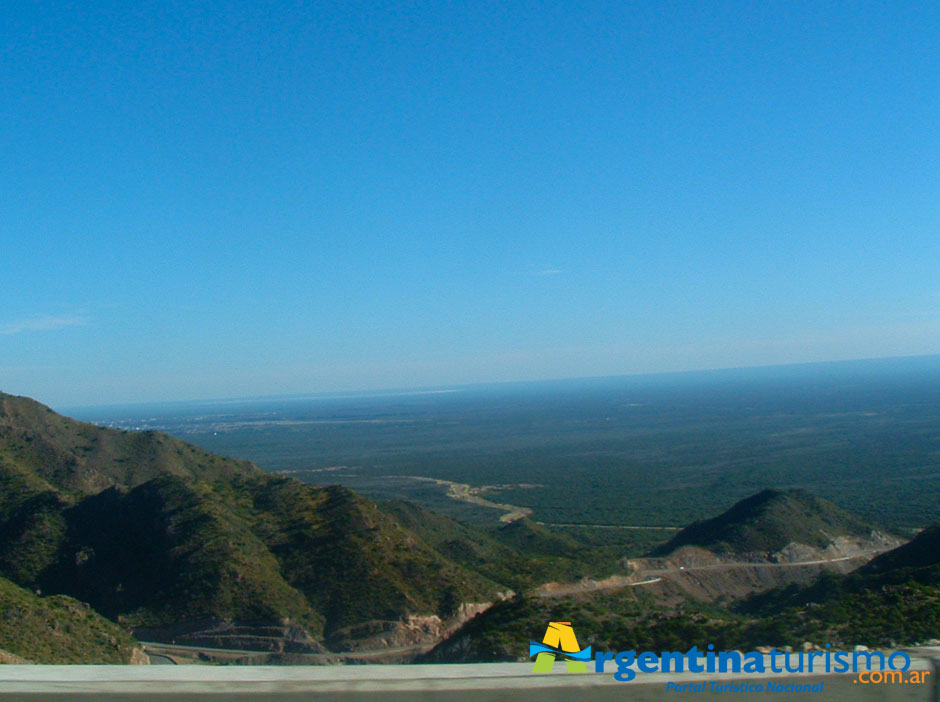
[54,352,940,414]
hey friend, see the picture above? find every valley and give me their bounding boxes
[3,358,940,665]
[76,356,940,534]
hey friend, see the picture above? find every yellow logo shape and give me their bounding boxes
[531,621,589,673]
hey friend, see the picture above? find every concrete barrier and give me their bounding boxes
[0,656,936,701]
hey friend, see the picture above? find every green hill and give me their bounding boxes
[0,392,510,651]
[244,480,497,642]
[650,488,874,558]
[380,501,606,590]
[0,574,143,663]
[491,517,582,559]
[0,392,257,498]
[35,475,322,633]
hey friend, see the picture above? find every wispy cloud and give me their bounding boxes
[527,265,564,276]
[1,315,89,335]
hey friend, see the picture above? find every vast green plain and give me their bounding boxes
[73,356,940,536]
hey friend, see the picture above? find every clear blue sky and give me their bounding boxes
[2,1,938,407]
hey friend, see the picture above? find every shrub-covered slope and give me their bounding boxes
[650,488,876,558]
[0,392,506,649]
[0,574,143,663]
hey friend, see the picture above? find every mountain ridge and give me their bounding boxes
[0,392,513,653]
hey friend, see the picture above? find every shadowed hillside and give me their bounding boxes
[649,488,880,559]
[0,392,515,652]
[733,522,940,647]
[860,523,940,579]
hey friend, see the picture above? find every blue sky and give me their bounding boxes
[2,1,938,407]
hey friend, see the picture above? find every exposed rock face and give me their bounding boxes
[769,532,903,563]
[0,648,32,664]
[128,648,150,665]
[640,532,902,570]
[326,602,496,652]
[535,574,637,596]
[620,531,902,604]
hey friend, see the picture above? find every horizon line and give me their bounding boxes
[53,351,940,413]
